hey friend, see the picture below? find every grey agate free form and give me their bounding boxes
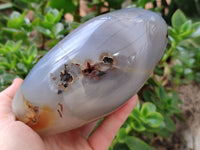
[12,8,168,135]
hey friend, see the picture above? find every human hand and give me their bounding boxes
[0,78,138,150]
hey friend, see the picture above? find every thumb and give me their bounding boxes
[0,78,23,100]
[0,78,23,119]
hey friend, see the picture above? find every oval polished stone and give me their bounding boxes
[12,8,168,135]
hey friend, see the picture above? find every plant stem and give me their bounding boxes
[161,42,176,63]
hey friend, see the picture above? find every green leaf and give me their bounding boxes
[0,57,7,63]
[13,32,28,41]
[40,21,54,29]
[55,9,64,23]
[141,102,156,117]
[2,28,19,33]
[117,128,127,143]
[45,39,60,48]
[0,62,10,69]
[143,90,154,101]
[28,44,37,57]
[155,86,167,100]
[180,20,192,33]
[106,0,125,9]
[131,108,140,118]
[168,26,178,37]
[1,41,22,53]
[81,12,96,23]
[0,73,16,85]
[111,143,129,150]
[45,12,55,23]
[130,118,146,132]
[35,26,51,37]
[172,9,187,29]
[164,115,176,132]
[191,22,200,37]
[124,136,154,150]
[52,23,64,38]
[7,19,21,29]
[179,30,194,38]
[170,106,182,114]
[143,112,163,128]
[17,62,28,73]
[66,22,80,32]
[156,128,170,138]
[154,66,164,76]
[135,101,140,109]
[44,7,63,24]
[7,11,26,29]
[49,0,76,13]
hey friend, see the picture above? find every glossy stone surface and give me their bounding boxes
[12,8,168,135]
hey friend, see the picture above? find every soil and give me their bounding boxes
[154,83,200,150]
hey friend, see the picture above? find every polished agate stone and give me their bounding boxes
[12,8,168,135]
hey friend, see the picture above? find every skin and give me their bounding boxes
[0,78,138,150]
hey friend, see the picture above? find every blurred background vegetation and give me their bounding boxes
[0,0,200,149]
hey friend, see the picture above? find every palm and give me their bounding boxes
[0,78,138,150]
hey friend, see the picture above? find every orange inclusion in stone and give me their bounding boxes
[29,106,55,131]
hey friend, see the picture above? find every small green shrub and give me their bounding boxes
[0,41,38,90]
[109,86,182,149]
[162,9,200,84]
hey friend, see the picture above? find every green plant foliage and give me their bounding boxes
[2,11,32,43]
[125,136,154,150]
[110,85,182,149]
[106,0,126,9]
[0,41,38,90]
[110,128,154,150]
[35,7,64,39]
[110,101,166,149]
[132,0,155,8]
[162,9,200,84]
[130,101,163,130]
[49,0,77,14]
[171,10,187,30]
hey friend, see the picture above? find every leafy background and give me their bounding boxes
[0,0,200,149]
